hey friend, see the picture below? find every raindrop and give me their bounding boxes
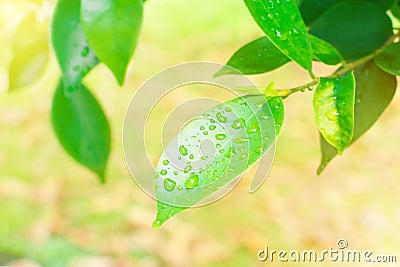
[81,46,90,57]
[225,147,236,158]
[185,174,199,189]
[189,154,195,160]
[215,134,227,140]
[234,137,250,144]
[203,131,209,135]
[216,112,227,123]
[160,169,167,175]
[200,126,205,130]
[179,145,188,156]
[231,118,245,129]
[209,125,216,130]
[164,178,176,191]
[184,165,192,173]
[163,160,169,165]
[239,154,247,160]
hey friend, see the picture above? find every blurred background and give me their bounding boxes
[0,0,399,266]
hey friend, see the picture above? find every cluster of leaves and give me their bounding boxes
[152,0,400,227]
[51,0,143,182]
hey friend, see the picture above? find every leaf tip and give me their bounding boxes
[152,218,163,229]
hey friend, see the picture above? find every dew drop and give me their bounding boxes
[203,131,209,135]
[200,126,205,130]
[184,165,192,173]
[81,46,89,57]
[163,160,169,165]
[179,145,188,156]
[164,178,176,191]
[185,173,199,189]
[189,154,195,160]
[225,147,236,158]
[215,134,227,140]
[231,118,245,129]
[209,125,216,130]
[239,154,247,160]
[216,112,227,123]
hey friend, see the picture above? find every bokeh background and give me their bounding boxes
[1,0,399,266]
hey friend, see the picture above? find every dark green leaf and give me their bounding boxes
[318,61,396,174]
[300,0,394,25]
[153,96,284,228]
[375,42,400,75]
[391,0,400,20]
[313,72,355,154]
[310,35,343,65]
[81,0,143,85]
[215,37,291,76]
[51,0,98,91]
[51,81,111,182]
[309,1,393,60]
[299,0,337,25]
[243,0,312,70]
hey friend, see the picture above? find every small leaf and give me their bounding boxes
[215,37,291,76]
[243,0,312,70]
[81,0,143,85]
[310,35,342,65]
[309,1,393,60]
[313,72,355,154]
[51,81,111,182]
[153,95,284,228]
[318,61,396,174]
[375,42,400,76]
[217,34,341,76]
[52,0,99,92]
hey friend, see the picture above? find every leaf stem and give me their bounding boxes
[276,76,320,97]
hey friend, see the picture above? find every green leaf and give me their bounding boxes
[153,96,284,228]
[309,1,393,60]
[215,37,291,76]
[318,61,396,174]
[299,0,337,25]
[300,0,394,25]
[243,0,312,70]
[391,0,400,20]
[52,0,99,92]
[81,0,143,85]
[310,35,343,65]
[51,81,111,182]
[375,42,400,76]
[217,34,342,76]
[313,72,355,154]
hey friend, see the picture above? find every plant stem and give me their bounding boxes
[276,77,320,97]
[327,31,400,78]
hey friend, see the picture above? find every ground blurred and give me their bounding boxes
[0,0,399,266]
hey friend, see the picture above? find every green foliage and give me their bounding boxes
[243,0,312,70]
[80,0,143,85]
[313,73,355,154]
[375,42,400,75]
[153,96,284,227]
[52,0,99,92]
[51,81,111,182]
[318,61,397,174]
[3,0,400,226]
[309,1,392,60]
